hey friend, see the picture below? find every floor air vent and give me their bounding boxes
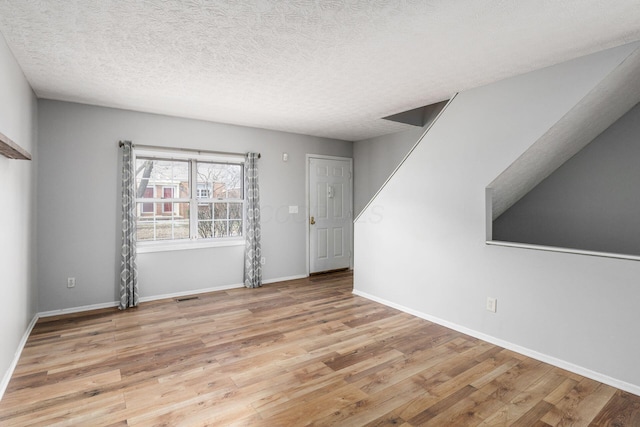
[175,296,199,302]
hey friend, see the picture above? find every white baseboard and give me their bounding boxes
[0,313,39,402]
[139,283,245,303]
[38,301,119,318]
[262,274,308,284]
[38,274,310,318]
[352,289,640,397]
[139,274,309,302]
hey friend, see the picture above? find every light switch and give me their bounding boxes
[289,205,298,214]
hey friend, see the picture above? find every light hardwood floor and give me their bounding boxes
[1,271,639,426]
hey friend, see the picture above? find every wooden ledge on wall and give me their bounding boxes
[0,130,31,160]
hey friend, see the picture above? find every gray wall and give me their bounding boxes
[0,34,38,394]
[354,43,640,391]
[37,100,352,312]
[493,102,640,256]
[353,126,424,216]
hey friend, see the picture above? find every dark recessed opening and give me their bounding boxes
[382,100,449,127]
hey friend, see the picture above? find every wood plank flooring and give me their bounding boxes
[1,271,639,426]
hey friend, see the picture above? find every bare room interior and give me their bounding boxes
[1,1,640,425]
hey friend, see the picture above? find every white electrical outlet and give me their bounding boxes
[486,297,497,313]
[67,277,76,288]
[260,257,266,265]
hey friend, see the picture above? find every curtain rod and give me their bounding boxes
[118,141,260,158]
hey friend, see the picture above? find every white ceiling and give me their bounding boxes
[0,1,639,141]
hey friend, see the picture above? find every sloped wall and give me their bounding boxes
[353,126,424,216]
[354,43,640,391]
[493,102,640,256]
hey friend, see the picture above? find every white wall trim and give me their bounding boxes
[139,283,245,303]
[0,314,39,402]
[263,274,308,284]
[38,301,119,318]
[140,274,310,300]
[39,274,310,318]
[39,284,248,318]
[353,288,640,397]
[487,240,640,262]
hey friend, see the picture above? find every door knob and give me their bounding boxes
[310,216,315,225]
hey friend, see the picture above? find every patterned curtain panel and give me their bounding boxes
[244,152,262,288]
[120,140,139,309]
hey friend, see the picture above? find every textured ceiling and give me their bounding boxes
[0,1,639,141]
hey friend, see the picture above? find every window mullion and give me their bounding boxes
[190,159,198,239]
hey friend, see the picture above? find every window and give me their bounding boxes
[195,161,243,239]
[134,150,244,247]
[196,186,210,199]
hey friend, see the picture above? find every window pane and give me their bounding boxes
[136,202,189,241]
[136,158,190,199]
[162,187,174,212]
[142,188,154,213]
[214,220,228,238]
[214,202,228,219]
[137,215,155,241]
[197,162,243,200]
[197,203,213,238]
[229,203,242,219]
[230,220,242,237]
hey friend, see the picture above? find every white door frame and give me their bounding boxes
[306,154,353,275]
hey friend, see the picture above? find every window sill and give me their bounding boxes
[137,238,245,254]
[486,240,640,262]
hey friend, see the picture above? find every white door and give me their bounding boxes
[309,156,352,274]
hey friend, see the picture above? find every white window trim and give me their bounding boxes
[134,148,245,252]
[135,147,244,164]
